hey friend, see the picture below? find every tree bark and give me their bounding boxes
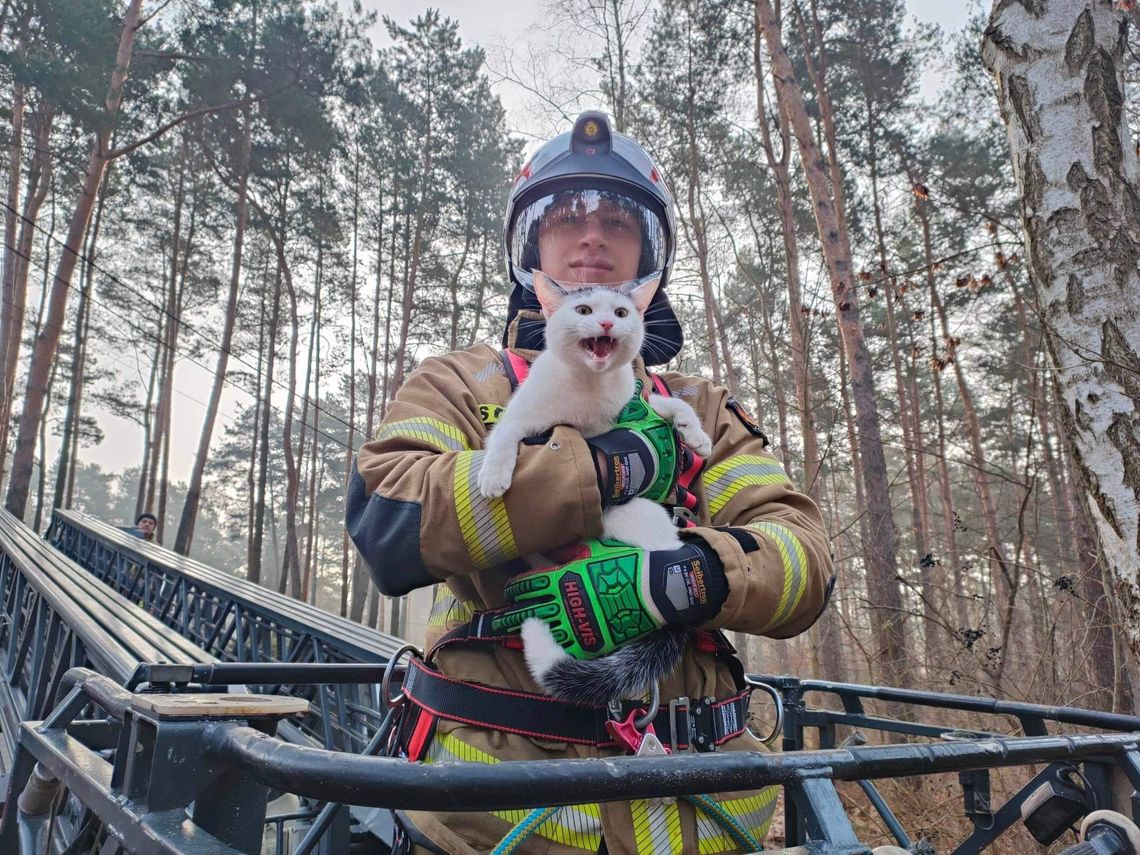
[355,183,386,623]
[252,258,282,587]
[54,166,108,511]
[247,277,266,577]
[756,0,907,687]
[143,140,190,528]
[174,106,252,554]
[300,267,321,604]
[867,110,926,566]
[983,0,1140,665]
[0,67,27,471]
[340,209,359,617]
[753,11,820,498]
[5,0,145,518]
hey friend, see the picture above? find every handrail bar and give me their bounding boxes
[764,675,1140,733]
[201,723,1140,811]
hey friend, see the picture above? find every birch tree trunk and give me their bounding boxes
[982,0,1140,661]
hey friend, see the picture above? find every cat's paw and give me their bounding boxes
[603,500,683,551]
[674,416,712,457]
[521,617,568,684]
[477,455,514,498]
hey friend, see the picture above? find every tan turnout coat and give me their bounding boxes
[348,312,834,854]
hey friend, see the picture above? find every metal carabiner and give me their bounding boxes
[634,681,661,731]
[743,676,784,748]
[381,643,423,709]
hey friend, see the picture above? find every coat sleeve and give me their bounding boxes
[687,385,834,638]
[346,354,605,596]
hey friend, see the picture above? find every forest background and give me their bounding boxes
[0,0,1137,724]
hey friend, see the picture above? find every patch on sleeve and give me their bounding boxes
[477,403,504,427]
[726,398,770,448]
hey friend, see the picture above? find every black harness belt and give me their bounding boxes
[400,656,753,753]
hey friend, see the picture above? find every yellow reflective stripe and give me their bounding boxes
[376,417,470,453]
[425,732,602,850]
[695,788,779,853]
[702,455,789,516]
[744,520,808,631]
[426,586,480,629]
[453,451,518,569]
[631,799,684,855]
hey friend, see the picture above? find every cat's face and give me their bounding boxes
[534,273,657,373]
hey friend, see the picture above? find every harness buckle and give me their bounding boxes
[382,643,423,709]
[668,696,694,754]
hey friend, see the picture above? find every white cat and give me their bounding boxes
[477,273,712,704]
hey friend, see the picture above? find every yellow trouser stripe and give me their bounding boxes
[425,732,602,850]
[744,520,808,631]
[702,455,790,516]
[694,788,779,853]
[454,451,517,569]
[426,586,481,629]
[631,799,684,854]
[376,417,470,452]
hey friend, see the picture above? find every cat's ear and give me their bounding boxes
[623,277,661,315]
[532,271,569,317]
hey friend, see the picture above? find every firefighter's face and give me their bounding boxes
[537,195,642,287]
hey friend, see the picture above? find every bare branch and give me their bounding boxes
[106,83,293,160]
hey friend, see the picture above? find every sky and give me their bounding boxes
[74,0,975,486]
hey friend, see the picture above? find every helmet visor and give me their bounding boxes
[509,188,668,291]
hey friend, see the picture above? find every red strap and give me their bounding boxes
[649,373,671,397]
[406,710,436,762]
[506,350,529,386]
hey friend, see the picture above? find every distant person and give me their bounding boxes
[125,512,157,542]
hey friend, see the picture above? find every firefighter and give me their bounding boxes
[348,111,834,855]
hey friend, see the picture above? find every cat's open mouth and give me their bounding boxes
[581,336,616,360]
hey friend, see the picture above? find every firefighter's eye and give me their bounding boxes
[614,307,628,318]
[576,305,591,315]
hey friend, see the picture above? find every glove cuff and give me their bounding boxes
[647,539,728,626]
[586,429,656,507]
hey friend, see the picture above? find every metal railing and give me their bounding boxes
[18,509,1140,854]
[46,509,405,754]
[4,666,1140,855]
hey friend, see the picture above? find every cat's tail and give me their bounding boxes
[520,618,689,706]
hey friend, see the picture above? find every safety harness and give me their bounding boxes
[394,349,754,760]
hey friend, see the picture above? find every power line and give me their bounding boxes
[2,239,357,457]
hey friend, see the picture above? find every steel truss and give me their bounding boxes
[47,509,405,754]
[0,511,209,762]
